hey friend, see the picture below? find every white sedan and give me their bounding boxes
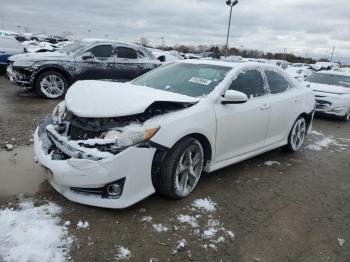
[306,71,350,120]
[34,60,315,208]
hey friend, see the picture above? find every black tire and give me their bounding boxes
[35,70,68,99]
[154,137,204,199]
[284,116,307,152]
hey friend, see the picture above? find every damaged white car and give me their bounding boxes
[34,60,315,208]
[307,71,350,120]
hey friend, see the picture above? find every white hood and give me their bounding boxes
[65,80,199,118]
[310,82,350,95]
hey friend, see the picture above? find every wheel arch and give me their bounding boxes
[31,65,74,87]
[298,111,313,130]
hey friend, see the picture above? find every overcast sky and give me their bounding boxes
[1,0,350,63]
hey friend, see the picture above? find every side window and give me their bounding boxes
[229,70,265,98]
[87,45,113,58]
[116,46,137,59]
[265,70,290,94]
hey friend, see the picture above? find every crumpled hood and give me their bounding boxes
[65,80,199,118]
[8,51,71,62]
[310,82,350,95]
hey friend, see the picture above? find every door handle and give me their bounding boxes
[294,97,301,102]
[260,103,270,110]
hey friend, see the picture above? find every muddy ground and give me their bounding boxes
[0,75,350,261]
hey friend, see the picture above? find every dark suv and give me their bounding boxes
[7,39,160,98]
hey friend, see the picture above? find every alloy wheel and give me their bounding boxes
[40,74,65,98]
[291,118,306,151]
[174,143,204,197]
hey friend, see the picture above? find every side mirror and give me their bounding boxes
[304,82,311,88]
[222,90,248,105]
[157,55,166,62]
[81,52,95,60]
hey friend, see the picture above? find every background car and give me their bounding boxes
[34,60,315,208]
[0,36,26,72]
[286,65,314,81]
[306,71,350,120]
[7,39,160,98]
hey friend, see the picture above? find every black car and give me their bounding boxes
[7,39,160,98]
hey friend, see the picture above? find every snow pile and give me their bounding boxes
[192,198,217,213]
[202,228,218,239]
[0,200,72,262]
[152,224,169,232]
[173,239,187,253]
[115,246,131,260]
[177,215,199,227]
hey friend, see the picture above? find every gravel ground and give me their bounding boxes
[0,75,349,261]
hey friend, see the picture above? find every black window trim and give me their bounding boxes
[223,66,269,101]
[263,68,295,95]
[77,42,116,58]
[115,45,139,59]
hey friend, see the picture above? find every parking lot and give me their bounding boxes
[0,75,350,261]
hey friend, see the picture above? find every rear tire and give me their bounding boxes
[35,71,68,99]
[284,116,307,152]
[154,137,204,199]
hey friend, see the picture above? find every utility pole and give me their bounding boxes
[330,46,335,62]
[225,0,239,58]
[161,37,165,51]
[282,48,286,61]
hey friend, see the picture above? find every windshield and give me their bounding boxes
[131,63,231,97]
[0,37,23,52]
[58,41,91,55]
[306,73,350,88]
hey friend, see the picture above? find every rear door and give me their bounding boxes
[263,69,298,145]
[115,46,141,81]
[214,67,270,163]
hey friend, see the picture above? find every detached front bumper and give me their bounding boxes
[34,123,157,209]
[315,99,349,117]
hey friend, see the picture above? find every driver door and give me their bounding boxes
[214,68,271,163]
[76,44,116,80]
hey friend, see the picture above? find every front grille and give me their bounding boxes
[315,99,332,109]
[69,125,103,140]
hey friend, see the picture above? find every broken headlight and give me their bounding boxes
[102,126,159,147]
[13,61,35,68]
[52,101,67,123]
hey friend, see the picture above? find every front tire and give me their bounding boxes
[285,116,307,152]
[35,71,68,99]
[154,137,204,199]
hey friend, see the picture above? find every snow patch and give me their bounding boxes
[264,161,280,166]
[115,246,131,260]
[203,228,218,239]
[152,224,169,232]
[338,238,345,247]
[177,215,199,227]
[0,200,72,262]
[192,198,217,213]
[76,220,89,229]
